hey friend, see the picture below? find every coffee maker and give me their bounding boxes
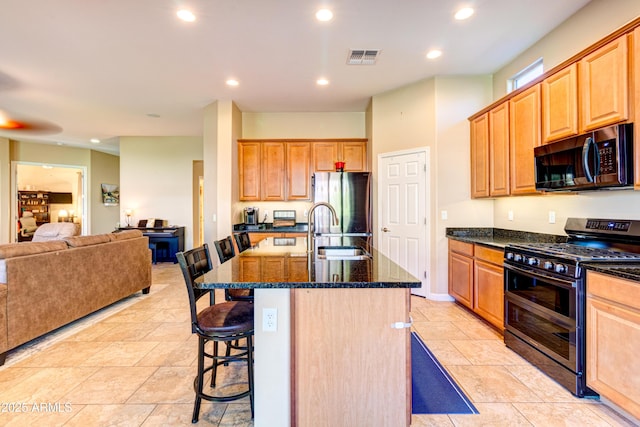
[244,207,259,225]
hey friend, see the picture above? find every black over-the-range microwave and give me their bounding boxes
[534,123,633,191]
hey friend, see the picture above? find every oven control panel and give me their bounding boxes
[585,219,630,232]
[505,250,577,279]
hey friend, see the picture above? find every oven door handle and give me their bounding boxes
[504,263,576,290]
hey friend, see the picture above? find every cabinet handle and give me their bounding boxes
[390,316,413,329]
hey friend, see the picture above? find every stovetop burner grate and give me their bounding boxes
[507,242,640,262]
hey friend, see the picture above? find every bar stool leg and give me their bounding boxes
[193,337,205,423]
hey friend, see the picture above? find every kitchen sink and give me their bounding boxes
[316,246,372,260]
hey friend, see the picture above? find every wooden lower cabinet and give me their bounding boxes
[292,288,411,426]
[448,241,473,309]
[473,246,505,330]
[287,255,309,282]
[586,271,640,419]
[448,239,504,331]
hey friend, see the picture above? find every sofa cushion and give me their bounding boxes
[109,230,143,241]
[32,223,78,242]
[64,234,112,248]
[0,241,68,259]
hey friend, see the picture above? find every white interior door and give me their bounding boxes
[378,149,429,297]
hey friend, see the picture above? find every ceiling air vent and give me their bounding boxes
[347,49,381,65]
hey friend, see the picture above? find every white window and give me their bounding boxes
[508,58,543,92]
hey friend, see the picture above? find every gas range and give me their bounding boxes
[504,218,640,280]
[504,217,640,397]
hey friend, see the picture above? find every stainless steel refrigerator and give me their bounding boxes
[312,172,371,236]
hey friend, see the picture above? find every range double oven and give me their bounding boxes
[504,218,640,397]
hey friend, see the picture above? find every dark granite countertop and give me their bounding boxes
[233,222,308,233]
[446,227,567,249]
[195,236,420,289]
[584,263,640,282]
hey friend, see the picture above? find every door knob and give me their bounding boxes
[382,227,390,232]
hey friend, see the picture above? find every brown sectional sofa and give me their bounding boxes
[0,229,152,365]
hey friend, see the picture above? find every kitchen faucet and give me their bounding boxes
[307,202,339,252]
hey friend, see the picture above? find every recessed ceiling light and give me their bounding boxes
[454,7,474,20]
[177,9,196,22]
[316,9,333,22]
[316,78,330,86]
[226,79,239,87]
[42,165,53,169]
[426,49,442,59]
[90,138,100,144]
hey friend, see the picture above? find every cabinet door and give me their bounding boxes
[579,35,629,132]
[238,142,261,201]
[287,256,309,282]
[489,102,510,196]
[473,257,504,331]
[448,251,473,309]
[312,142,339,172]
[261,142,286,201]
[238,256,261,282]
[542,64,578,143]
[341,141,367,171]
[586,272,640,419]
[293,288,410,426]
[470,113,490,198]
[634,27,640,190]
[509,84,540,195]
[286,142,311,200]
[261,256,286,282]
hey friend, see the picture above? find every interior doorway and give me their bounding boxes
[12,162,87,242]
[193,160,204,248]
[377,148,430,297]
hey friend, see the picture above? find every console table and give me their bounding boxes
[117,226,185,263]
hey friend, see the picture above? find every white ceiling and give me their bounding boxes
[0,0,591,155]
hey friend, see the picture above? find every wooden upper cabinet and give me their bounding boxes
[341,141,367,171]
[312,140,368,172]
[579,35,629,132]
[286,142,311,200]
[261,142,286,201]
[312,142,339,172]
[238,142,261,201]
[509,84,541,195]
[634,27,640,190]
[542,63,578,143]
[470,113,490,198]
[489,102,510,197]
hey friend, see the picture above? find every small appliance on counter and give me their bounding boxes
[243,207,259,225]
[273,210,296,228]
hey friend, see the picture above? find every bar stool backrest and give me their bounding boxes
[214,236,236,264]
[234,232,252,253]
[176,244,215,333]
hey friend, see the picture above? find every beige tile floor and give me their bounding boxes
[0,263,637,426]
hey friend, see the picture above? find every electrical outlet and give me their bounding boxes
[549,211,556,224]
[508,210,514,221]
[304,209,308,217]
[441,210,448,220]
[263,308,277,332]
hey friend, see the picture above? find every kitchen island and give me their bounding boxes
[195,236,420,427]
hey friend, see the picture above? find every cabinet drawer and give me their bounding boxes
[587,271,640,311]
[475,245,503,265]
[449,239,473,256]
